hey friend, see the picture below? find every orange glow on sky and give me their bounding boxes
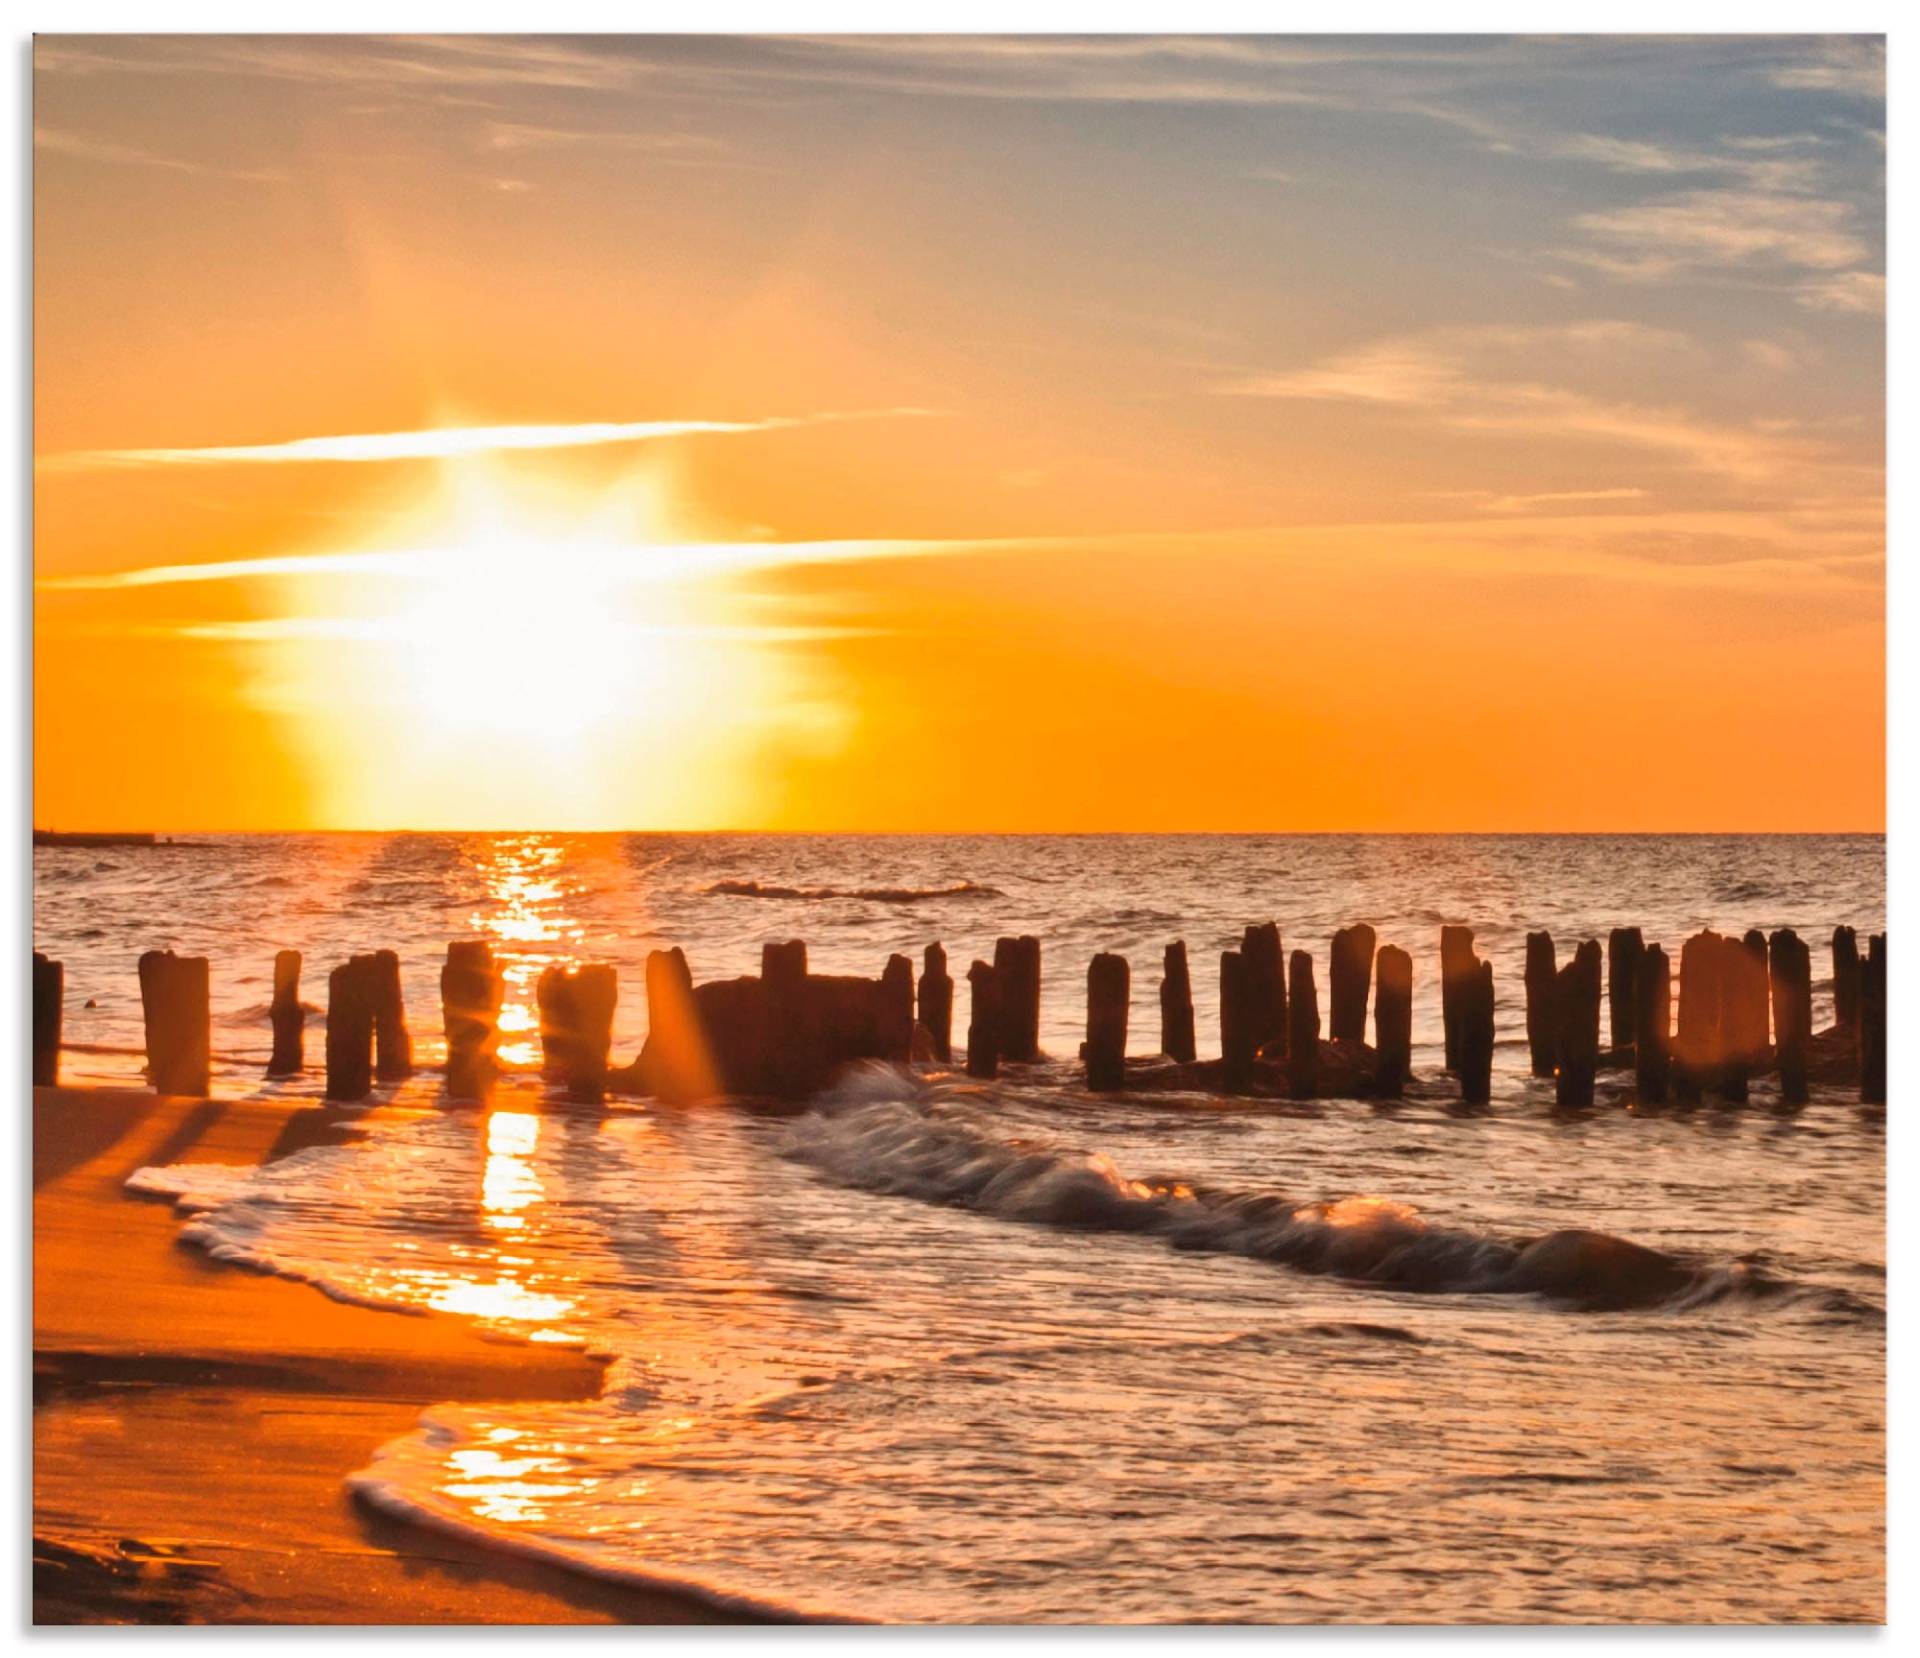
[32,36,1884,831]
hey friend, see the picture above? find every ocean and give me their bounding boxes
[33,832,1887,1621]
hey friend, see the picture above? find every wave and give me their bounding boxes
[785,1065,1861,1317]
[703,879,1001,903]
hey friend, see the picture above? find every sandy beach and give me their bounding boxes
[32,1083,753,1625]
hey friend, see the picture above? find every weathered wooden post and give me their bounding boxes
[1241,923,1286,1054]
[1374,944,1411,1098]
[268,949,304,1076]
[966,960,1001,1080]
[762,939,810,1098]
[1635,942,1671,1104]
[1458,958,1495,1106]
[1607,927,1643,1053]
[1523,931,1557,1079]
[1286,950,1319,1100]
[1768,929,1811,1106]
[372,948,413,1082]
[993,936,1041,1062]
[1440,925,1475,1070]
[1329,923,1375,1043]
[1219,950,1254,1091]
[1860,933,1886,1106]
[919,942,953,1062]
[1718,933,1765,1104]
[1085,953,1129,1091]
[644,947,706,1103]
[881,953,915,1063]
[441,940,503,1101]
[1673,930,1723,1103]
[551,964,617,1103]
[32,952,62,1087]
[1553,940,1602,1108]
[326,954,377,1103]
[138,949,211,1097]
[1159,941,1195,1063]
[1832,925,1861,1032]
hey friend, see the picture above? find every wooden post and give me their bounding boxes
[1219,950,1254,1091]
[371,948,413,1082]
[1374,944,1411,1098]
[442,940,503,1102]
[1768,929,1811,1106]
[881,953,916,1063]
[762,939,810,1098]
[536,963,617,1103]
[1241,923,1286,1054]
[1607,927,1643,1053]
[919,942,954,1063]
[993,936,1041,1062]
[1440,925,1475,1071]
[643,947,705,1103]
[1329,923,1375,1043]
[1832,925,1860,1031]
[1523,931,1557,1079]
[326,954,377,1103]
[32,952,62,1087]
[1860,933,1886,1106]
[1718,933,1762,1104]
[966,960,1001,1080]
[1159,941,1195,1063]
[1673,930,1722,1103]
[1286,950,1319,1099]
[1085,953,1129,1091]
[1458,958,1494,1106]
[268,949,303,1076]
[1553,939,1602,1108]
[1635,942,1671,1105]
[138,949,210,1097]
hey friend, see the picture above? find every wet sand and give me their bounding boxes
[32,1084,753,1625]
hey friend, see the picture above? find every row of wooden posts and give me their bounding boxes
[30,920,1887,1107]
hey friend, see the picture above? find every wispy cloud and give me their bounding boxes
[1794,270,1886,315]
[34,123,285,183]
[1565,188,1869,280]
[37,410,939,473]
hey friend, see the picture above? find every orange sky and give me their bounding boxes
[33,35,1885,831]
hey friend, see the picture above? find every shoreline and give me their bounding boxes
[32,1083,760,1625]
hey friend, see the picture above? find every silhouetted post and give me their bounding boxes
[1374,944,1411,1098]
[1860,934,1886,1106]
[1635,943,1671,1104]
[1241,923,1286,1054]
[966,960,1001,1080]
[442,940,503,1102]
[371,948,413,1082]
[1523,932,1557,1079]
[32,952,62,1087]
[881,953,916,1063]
[556,964,618,1103]
[1673,931,1723,1103]
[1832,925,1860,1031]
[1286,950,1319,1099]
[1553,940,1602,1108]
[920,943,953,1063]
[1718,933,1765,1104]
[1086,953,1129,1092]
[1607,927,1643,1053]
[1159,941,1195,1063]
[1768,929,1812,1106]
[138,949,210,1097]
[994,936,1042,1062]
[1329,924,1375,1043]
[1440,926,1475,1070]
[268,949,303,1076]
[644,947,706,1102]
[1458,959,1494,1106]
[326,954,377,1102]
[1219,950,1254,1091]
[762,940,810,1098]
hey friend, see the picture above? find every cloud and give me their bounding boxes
[1794,271,1886,315]
[37,410,939,473]
[1567,188,1868,277]
[33,123,285,184]
[1766,39,1885,100]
